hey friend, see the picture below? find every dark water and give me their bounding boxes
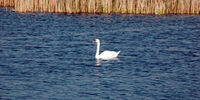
[0,8,200,100]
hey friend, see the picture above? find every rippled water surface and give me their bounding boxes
[0,8,200,100]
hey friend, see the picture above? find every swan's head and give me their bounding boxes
[92,39,100,43]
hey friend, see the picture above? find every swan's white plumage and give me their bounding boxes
[99,51,120,59]
[93,39,120,60]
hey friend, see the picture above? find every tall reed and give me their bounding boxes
[0,0,14,7]
[7,0,200,14]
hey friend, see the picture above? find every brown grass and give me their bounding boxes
[1,0,200,14]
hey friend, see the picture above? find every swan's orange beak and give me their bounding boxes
[92,40,96,43]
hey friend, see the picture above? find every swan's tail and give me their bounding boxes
[116,51,121,56]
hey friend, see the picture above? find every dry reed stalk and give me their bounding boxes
[121,0,127,13]
[88,0,97,13]
[155,0,166,15]
[0,0,14,7]
[136,0,144,14]
[112,0,119,13]
[80,0,87,13]
[126,0,134,13]
[104,0,112,13]
[191,0,200,14]
[94,0,100,13]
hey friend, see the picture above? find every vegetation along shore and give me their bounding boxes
[0,0,200,15]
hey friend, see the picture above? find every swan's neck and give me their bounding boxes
[96,41,100,58]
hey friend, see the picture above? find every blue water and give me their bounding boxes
[0,8,200,100]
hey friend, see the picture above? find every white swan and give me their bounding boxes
[93,39,120,60]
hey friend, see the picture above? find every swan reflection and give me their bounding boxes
[95,58,119,66]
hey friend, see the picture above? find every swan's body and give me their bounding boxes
[93,39,120,60]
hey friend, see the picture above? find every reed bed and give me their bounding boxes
[0,0,14,7]
[6,0,200,14]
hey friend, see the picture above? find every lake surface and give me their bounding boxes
[0,8,200,100]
